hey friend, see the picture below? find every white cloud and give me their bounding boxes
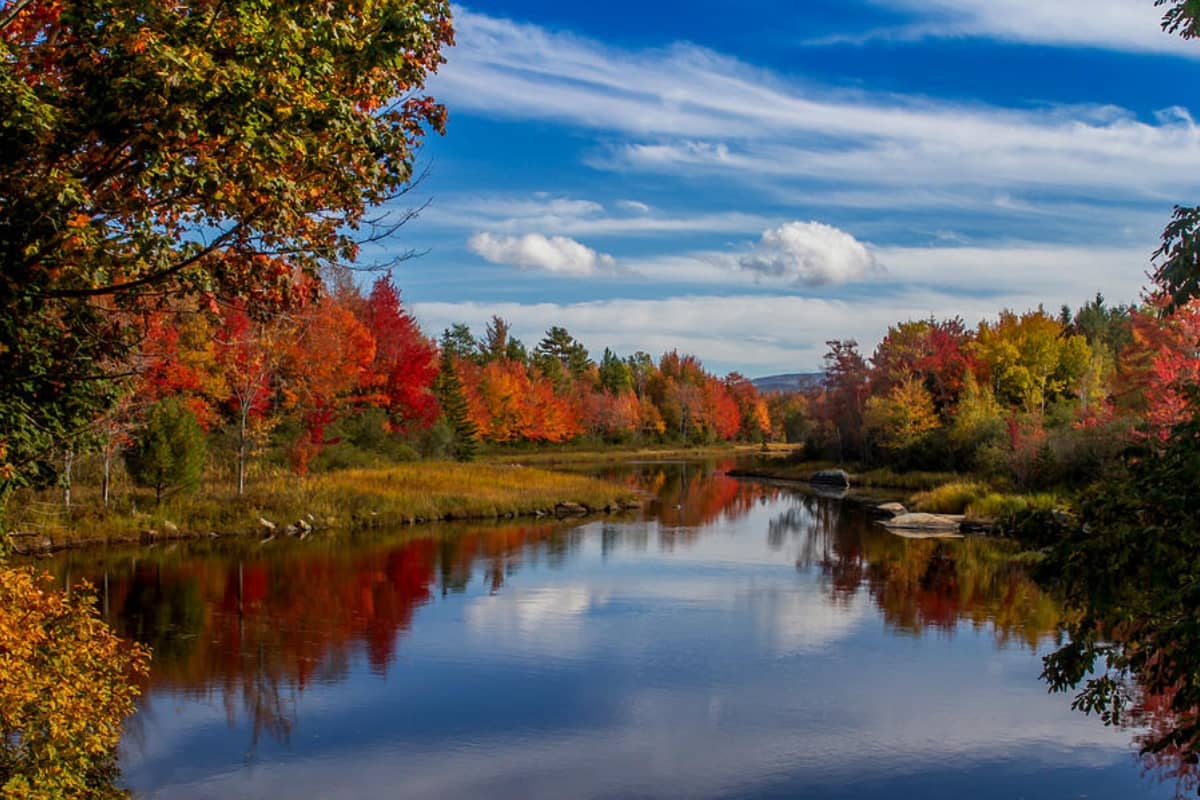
[467,232,616,275]
[435,10,1200,206]
[423,194,768,238]
[852,0,1195,57]
[738,221,879,285]
[414,240,1150,374]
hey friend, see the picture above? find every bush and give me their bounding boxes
[0,567,150,799]
[124,399,207,503]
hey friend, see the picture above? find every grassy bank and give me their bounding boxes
[725,457,1070,523]
[480,442,788,467]
[727,459,957,492]
[908,481,1063,520]
[6,462,639,552]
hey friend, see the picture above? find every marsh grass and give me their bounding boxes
[911,480,1064,520]
[7,462,635,548]
[910,481,993,514]
[852,468,960,491]
[481,442,767,467]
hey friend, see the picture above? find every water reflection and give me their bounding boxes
[29,460,1170,798]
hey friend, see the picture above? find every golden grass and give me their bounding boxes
[910,481,992,514]
[480,442,768,466]
[6,462,636,549]
[910,480,1064,520]
[852,468,961,491]
[963,492,1062,521]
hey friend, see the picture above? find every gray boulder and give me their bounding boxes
[810,469,851,488]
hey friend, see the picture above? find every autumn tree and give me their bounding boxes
[1120,298,1200,440]
[0,568,150,798]
[818,340,870,459]
[864,376,940,455]
[0,0,454,521]
[724,373,771,441]
[281,299,376,475]
[360,276,439,433]
[1033,2,1200,775]
[213,306,285,495]
[479,316,513,364]
[973,309,1091,414]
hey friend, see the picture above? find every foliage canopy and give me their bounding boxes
[0,0,453,500]
[0,567,150,799]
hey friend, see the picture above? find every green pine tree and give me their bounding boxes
[124,399,207,504]
[435,347,479,462]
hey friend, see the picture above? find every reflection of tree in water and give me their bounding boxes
[47,464,1066,761]
[53,522,586,751]
[1128,689,1200,797]
[115,563,206,665]
[767,497,1062,647]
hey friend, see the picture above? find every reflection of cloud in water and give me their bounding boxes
[148,666,1144,800]
[466,584,607,652]
[749,583,869,656]
[463,568,869,662]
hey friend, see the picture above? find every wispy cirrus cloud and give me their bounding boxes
[840,0,1196,57]
[436,10,1200,208]
[424,193,770,238]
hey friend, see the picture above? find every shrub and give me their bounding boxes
[0,567,150,799]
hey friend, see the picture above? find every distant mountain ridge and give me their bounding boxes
[751,372,824,394]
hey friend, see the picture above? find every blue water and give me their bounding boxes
[47,461,1174,798]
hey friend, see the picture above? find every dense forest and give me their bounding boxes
[39,272,1192,512]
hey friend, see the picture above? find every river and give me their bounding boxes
[34,459,1175,798]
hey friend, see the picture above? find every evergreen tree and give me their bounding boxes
[534,326,593,378]
[440,324,478,362]
[124,399,207,504]
[434,347,479,462]
[598,348,633,394]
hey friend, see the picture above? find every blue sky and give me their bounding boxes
[380,0,1200,376]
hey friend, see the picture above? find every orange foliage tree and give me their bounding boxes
[0,567,150,799]
[281,299,377,474]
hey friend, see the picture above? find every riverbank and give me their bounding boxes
[727,460,1067,525]
[5,462,640,554]
[480,442,790,466]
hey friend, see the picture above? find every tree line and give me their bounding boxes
[796,292,1197,491]
[53,272,778,505]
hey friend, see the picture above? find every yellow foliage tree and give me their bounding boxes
[863,375,940,452]
[0,568,150,799]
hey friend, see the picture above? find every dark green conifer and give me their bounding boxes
[434,345,479,462]
[124,399,207,504]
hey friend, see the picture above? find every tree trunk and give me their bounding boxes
[237,406,248,496]
[102,449,112,507]
[62,449,73,509]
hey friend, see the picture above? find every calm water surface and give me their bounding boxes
[41,461,1175,799]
